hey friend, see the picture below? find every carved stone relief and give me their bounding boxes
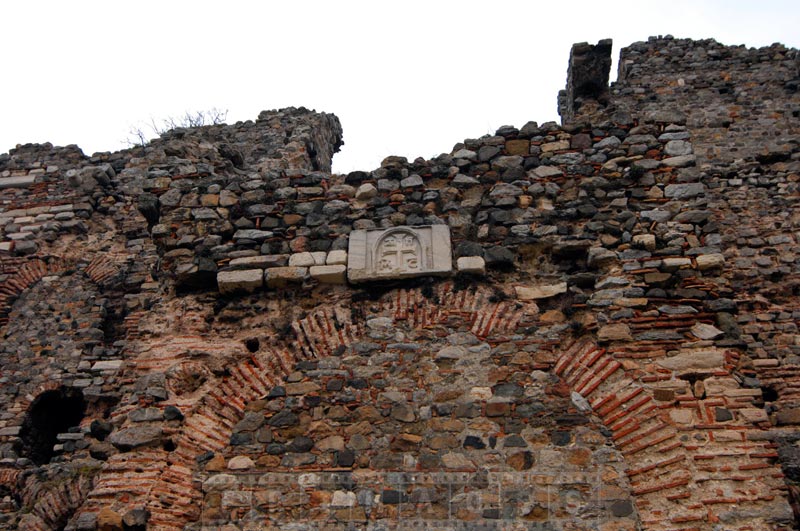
[347,225,452,283]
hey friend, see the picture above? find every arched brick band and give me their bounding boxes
[75,283,790,530]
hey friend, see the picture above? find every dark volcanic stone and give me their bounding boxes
[705,298,737,312]
[336,449,355,467]
[163,406,184,421]
[551,430,571,446]
[108,426,163,451]
[234,411,264,432]
[454,402,481,418]
[268,386,286,398]
[515,402,546,418]
[267,409,298,427]
[463,435,486,449]
[266,443,286,455]
[326,379,344,391]
[347,378,368,389]
[484,246,516,270]
[304,396,321,407]
[504,434,527,447]
[229,432,252,445]
[715,408,733,422]
[137,193,160,227]
[455,241,484,258]
[90,419,113,441]
[287,436,314,452]
[381,490,407,504]
[345,171,370,184]
[493,382,523,397]
[610,500,634,517]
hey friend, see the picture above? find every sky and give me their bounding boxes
[1,1,798,174]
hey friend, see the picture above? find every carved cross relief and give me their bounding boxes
[375,231,422,274]
[347,225,452,283]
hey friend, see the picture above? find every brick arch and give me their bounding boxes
[77,282,791,531]
[555,339,685,527]
[0,254,123,331]
[0,254,127,531]
[15,472,95,531]
[0,380,86,531]
[0,258,65,329]
[12,380,64,420]
[77,283,531,530]
[555,337,790,530]
[0,254,124,421]
[0,410,95,531]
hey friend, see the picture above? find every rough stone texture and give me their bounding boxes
[515,282,568,300]
[0,37,798,531]
[216,269,263,293]
[456,256,486,275]
[309,264,346,284]
[558,39,613,123]
[265,266,308,287]
[0,175,37,189]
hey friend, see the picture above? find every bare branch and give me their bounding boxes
[124,108,229,148]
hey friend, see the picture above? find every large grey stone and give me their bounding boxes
[91,360,124,371]
[217,269,263,293]
[0,175,36,189]
[401,174,424,188]
[641,209,673,223]
[664,140,693,156]
[531,165,563,178]
[691,323,724,340]
[265,266,308,287]
[662,155,696,168]
[289,251,326,267]
[598,324,632,342]
[348,225,452,283]
[108,426,163,451]
[310,265,346,284]
[326,250,348,265]
[664,182,705,199]
[355,183,377,200]
[696,253,725,270]
[657,349,724,372]
[594,136,621,149]
[674,210,710,223]
[233,229,273,241]
[228,255,288,269]
[452,148,477,160]
[587,247,617,267]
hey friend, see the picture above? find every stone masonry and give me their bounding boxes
[0,36,799,531]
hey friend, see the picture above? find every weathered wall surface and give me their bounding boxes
[560,36,799,165]
[0,37,798,531]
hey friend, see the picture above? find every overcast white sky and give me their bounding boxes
[1,1,798,173]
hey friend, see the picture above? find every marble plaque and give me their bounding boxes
[347,225,452,283]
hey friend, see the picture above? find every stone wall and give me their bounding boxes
[561,36,800,165]
[0,39,798,531]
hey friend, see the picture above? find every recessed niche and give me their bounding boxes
[18,387,85,465]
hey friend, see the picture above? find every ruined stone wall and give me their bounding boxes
[0,40,798,531]
[562,36,800,164]
[562,36,800,521]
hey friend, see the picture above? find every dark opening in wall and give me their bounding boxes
[18,387,85,465]
[762,385,779,403]
[244,337,260,353]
